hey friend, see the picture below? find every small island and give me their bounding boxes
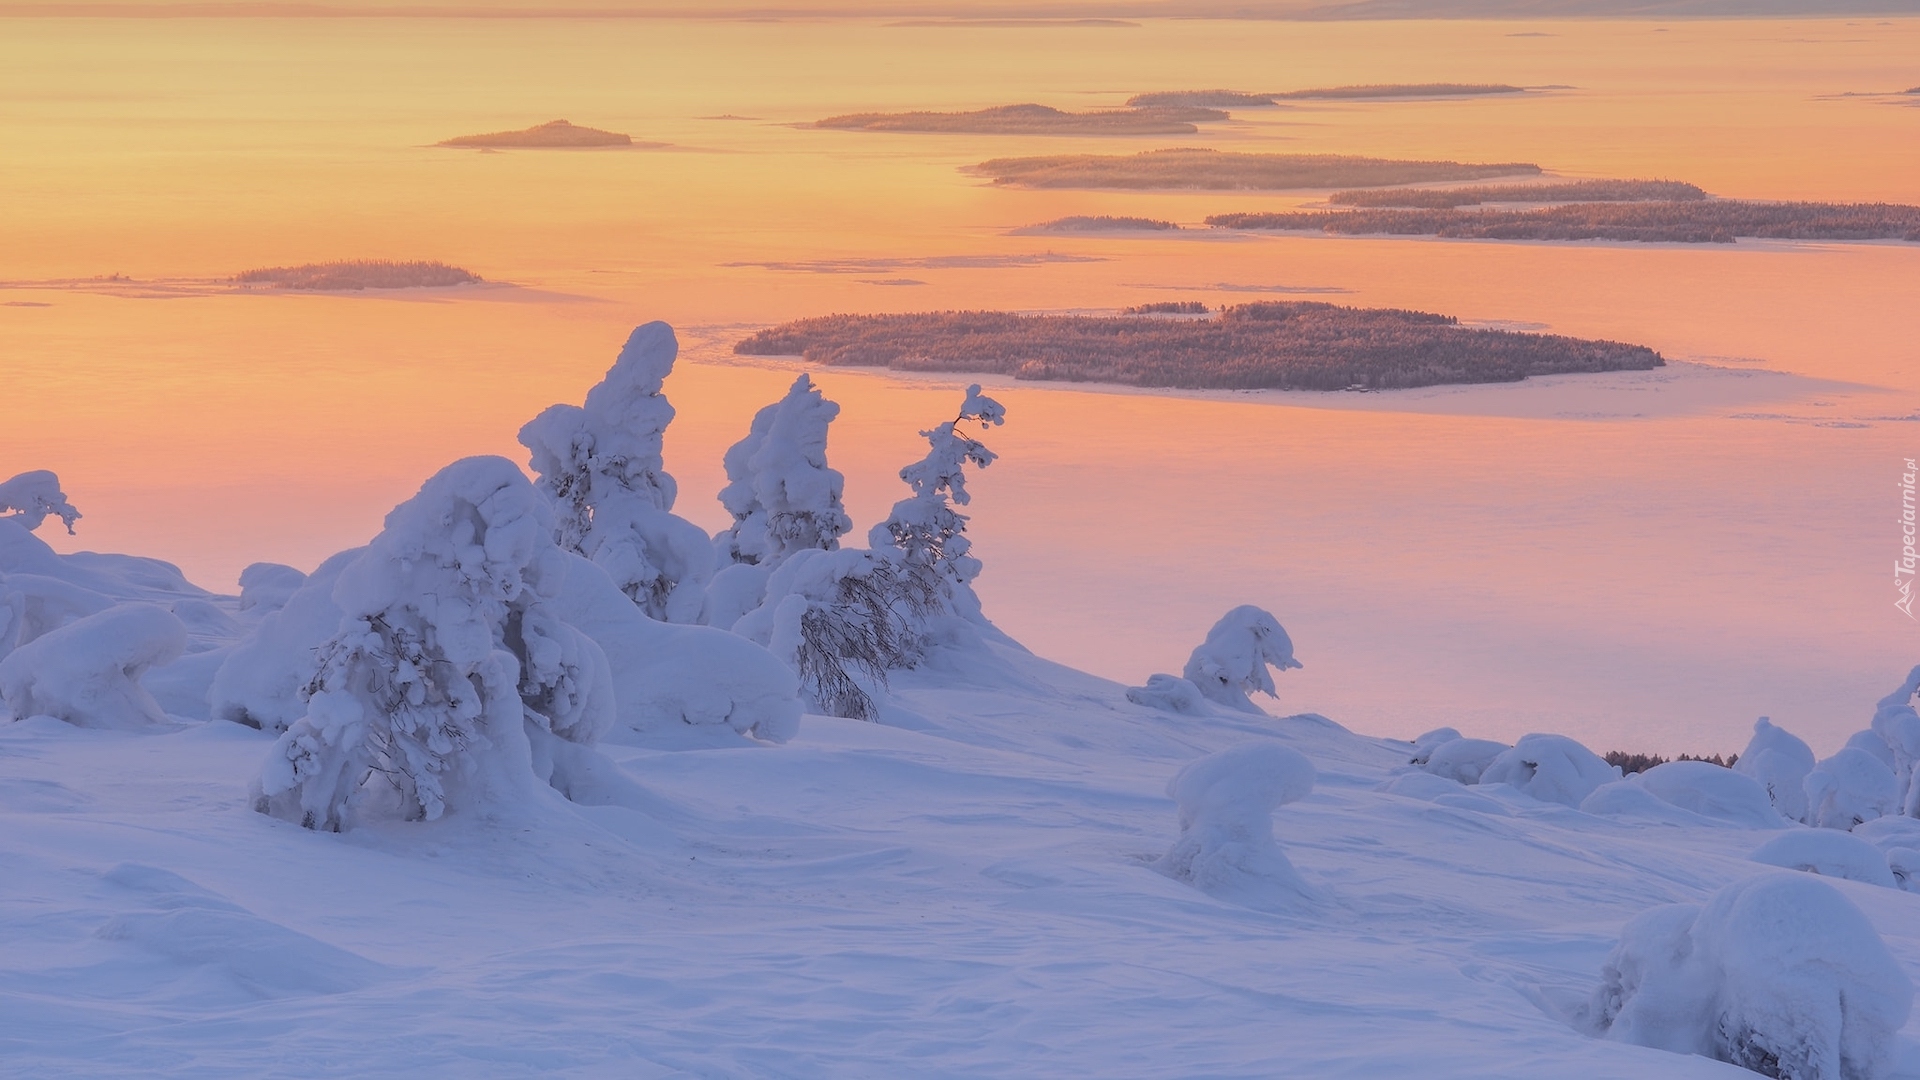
[437,119,635,149]
[733,303,1664,392]
[1020,215,1182,233]
[1125,90,1281,108]
[815,103,1229,136]
[970,148,1540,190]
[1207,199,1920,243]
[1329,179,1705,208]
[233,260,482,291]
[1274,83,1526,99]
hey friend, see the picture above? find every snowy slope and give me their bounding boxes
[8,533,1920,1078]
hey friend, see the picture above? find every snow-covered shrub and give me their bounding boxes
[0,470,82,534]
[1847,729,1899,772]
[1887,848,1920,893]
[1179,605,1302,715]
[210,549,358,733]
[1805,748,1900,831]
[1750,831,1898,888]
[1156,742,1317,908]
[1736,716,1815,823]
[1584,873,1911,1080]
[237,563,307,613]
[1408,727,1463,765]
[1631,761,1783,827]
[1870,665,1920,817]
[714,373,852,569]
[733,548,924,721]
[518,321,714,623]
[253,457,615,831]
[0,603,187,728]
[1421,737,1509,785]
[1478,734,1619,806]
[868,383,1005,625]
[1126,673,1211,714]
[0,573,114,663]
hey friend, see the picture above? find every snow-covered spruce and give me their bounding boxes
[0,603,187,728]
[1736,716,1815,823]
[253,457,616,831]
[715,373,853,571]
[1869,665,1920,817]
[1129,605,1302,716]
[1583,873,1912,1080]
[518,321,715,623]
[0,469,82,535]
[1804,748,1899,831]
[1155,742,1317,910]
[868,383,1004,627]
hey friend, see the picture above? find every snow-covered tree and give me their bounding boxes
[1735,716,1816,823]
[0,470,81,535]
[1182,605,1302,714]
[732,548,920,721]
[715,373,853,568]
[868,384,1004,617]
[519,321,715,623]
[0,603,186,729]
[1155,742,1317,910]
[1870,665,1920,816]
[253,456,615,832]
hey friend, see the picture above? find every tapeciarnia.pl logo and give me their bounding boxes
[1900,458,1918,619]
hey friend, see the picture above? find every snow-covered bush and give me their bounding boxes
[0,470,82,534]
[253,457,615,831]
[1805,748,1900,831]
[210,549,358,733]
[1479,734,1619,806]
[1408,727,1463,765]
[1631,760,1783,827]
[1126,673,1211,714]
[868,383,1004,625]
[1750,831,1898,888]
[733,548,923,721]
[1736,716,1815,823]
[714,373,852,570]
[1179,605,1302,715]
[0,603,187,728]
[1156,742,1317,909]
[237,563,307,613]
[1585,873,1911,1080]
[1421,737,1509,785]
[518,321,714,623]
[0,573,114,663]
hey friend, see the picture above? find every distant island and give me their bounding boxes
[733,303,1663,392]
[233,260,482,291]
[1021,215,1182,232]
[1127,85,1523,107]
[815,103,1228,136]
[1207,200,1920,243]
[1329,179,1705,207]
[969,148,1541,190]
[438,119,636,149]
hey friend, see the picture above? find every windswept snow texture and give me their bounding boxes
[1586,874,1912,1080]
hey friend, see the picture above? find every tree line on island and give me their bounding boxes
[1207,200,1920,243]
[734,302,1664,392]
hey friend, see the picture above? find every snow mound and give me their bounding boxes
[1585,873,1911,1080]
[1631,761,1783,827]
[1479,733,1618,806]
[1421,736,1509,785]
[1408,726,1464,764]
[1749,830,1898,888]
[0,469,82,534]
[236,562,307,613]
[0,603,187,728]
[1179,605,1301,715]
[0,573,114,663]
[1736,716,1816,823]
[209,548,359,733]
[1805,748,1899,831]
[1125,672,1211,714]
[1155,742,1317,909]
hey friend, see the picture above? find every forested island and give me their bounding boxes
[233,260,482,290]
[733,303,1663,391]
[970,148,1540,190]
[437,119,636,149]
[1329,179,1705,207]
[815,103,1227,135]
[1022,215,1182,232]
[1207,200,1920,243]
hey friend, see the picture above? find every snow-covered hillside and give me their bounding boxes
[7,324,1920,1079]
